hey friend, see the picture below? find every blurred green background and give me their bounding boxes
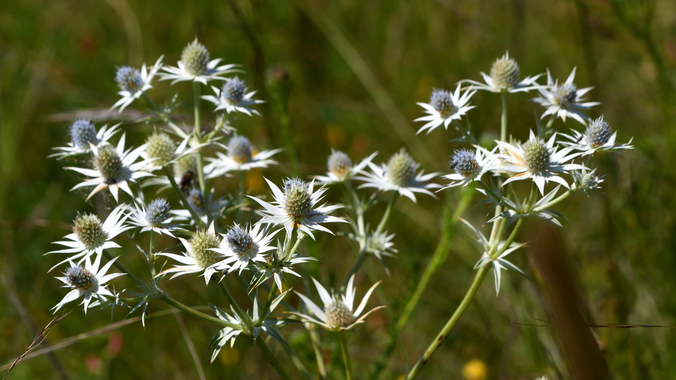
[1,0,675,379]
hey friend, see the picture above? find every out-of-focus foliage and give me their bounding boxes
[1,0,675,378]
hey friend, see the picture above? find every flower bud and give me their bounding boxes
[70,119,98,149]
[73,214,108,250]
[490,54,521,90]
[189,228,220,269]
[228,136,253,164]
[387,149,419,187]
[95,145,123,182]
[146,132,176,167]
[328,151,352,178]
[283,178,312,223]
[181,39,210,76]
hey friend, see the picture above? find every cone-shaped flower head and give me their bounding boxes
[157,223,222,284]
[73,214,108,251]
[414,84,476,134]
[533,68,600,125]
[190,227,221,270]
[328,151,352,178]
[585,117,612,148]
[203,77,264,116]
[325,299,355,328]
[181,39,211,77]
[116,66,143,93]
[222,77,247,103]
[430,89,456,118]
[228,136,253,164]
[145,132,177,167]
[95,145,124,182]
[64,265,98,293]
[490,54,521,90]
[452,149,481,178]
[145,198,171,226]
[283,179,313,224]
[210,224,278,275]
[522,138,551,174]
[560,116,633,156]
[128,198,182,237]
[70,119,98,149]
[439,146,498,189]
[386,149,419,188]
[53,254,123,314]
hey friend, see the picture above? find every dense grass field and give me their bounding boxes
[1,0,675,379]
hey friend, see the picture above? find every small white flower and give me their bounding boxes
[112,55,164,111]
[571,167,604,196]
[560,116,634,156]
[128,198,184,237]
[355,149,440,202]
[315,151,377,185]
[461,52,542,93]
[66,134,154,202]
[157,222,222,284]
[160,39,238,85]
[53,254,124,314]
[248,178,347,239]
[204,136,282,177]
[51,120,121,159]
[496,131,585,195]
[202,77,264,116]
[439,146,499,190]
[414,84,476,135]
[48,204,131,269]
[210,224,278,275]
[289,275,384,331]
[532,68,600,125]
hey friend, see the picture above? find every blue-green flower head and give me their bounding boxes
[73,214,108,251]
[181,39,210,76]
[553,83,578,109]
[70,119,98,149]
[65,266,98,292]
[145,198,171,226]
[451,149,480,178]
[225,225,255,257]
[585,117,612,148]
[228,136,253,164]
[283,178,312,223]
[222,77,247,103]
[430,89,455,118]
[115,66,143,93]
[187,189,204,211]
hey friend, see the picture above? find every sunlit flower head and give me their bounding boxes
[204,136,282,177]
[439,146,499,190]
[48,204,131,269]
[532,68,600,125]
[51,120,121,159]
[289,275,384,331]
[112,55,164,111]
[160,39,239,85]
[496,131,585,194]
[462,52,542,93]
[248,178,346,239]
[128,198,184,237]
[157,222,222,284]
[560,116,634,156]
[66,134,154,202]
[210,224,278,275]
[414,84,476,135]
[571,167,604,196]
[53,254,124,314]
[141,132,203,172]
[202,77,264,116]
[315,151,377,185]
[355,149,440,202]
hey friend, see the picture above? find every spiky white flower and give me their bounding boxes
[141,132,205,171]
[439,146,499,190]
[496,131,585,195]
[48,204,131,269]
[461,52,542,93]
[128,198,184,237]
[51,120,121,159]
[160,39,238,85]
[112,55,164,111]
[532,68,600,125]
[414,84,476,135]
[66,134,154,202]
[315,151,377,185]
[249,178,346,239]
[560,116,634,156]
[157,222,222,284]
[571,167,604,196]
[204,136,282,177]
[289,275,384,331]
[53,254,124,314]
[210,224,279,275]
[202,77,264,116]
[355,149,440,202]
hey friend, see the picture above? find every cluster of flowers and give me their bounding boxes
[46,42,631,378]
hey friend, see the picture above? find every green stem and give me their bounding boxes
[149,230,157,284]
[256,338,293,380]
[259,282,278,322]
[534,189,573,211]
[218,278,249,324]
[405,265,490,380]
[308,325,328,380]
[376,192,398,234]
[236,170,245,223]
[103,251,147,290]
[163,166,204,227]
[500,93,508,142]
[157,292,239,329]
[341,251,367,289]
[339,331,353,380]
[192,82,210,224]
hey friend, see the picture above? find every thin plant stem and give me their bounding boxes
[157,292,239,329]
[376,192,398,234]
[103,251,146,290]
[339,331,353,380]
[256,338,293,380]
[162,166,204,226]
[341,251,367,289]
[149,230,157,285]
[217,278,249,324]
[192,81,210,224]
[308,325,328,380]
[236,170,245,223]
[259,282,278,322]
[405,265,490,379]
[500,93,508,142]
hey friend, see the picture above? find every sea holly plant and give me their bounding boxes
[29,42,632,380]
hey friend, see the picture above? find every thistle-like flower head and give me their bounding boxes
[161,39,238,85]
[157,222,222,284]
[315,151,377,185]
[228,136,253,164]
[73,214,108,251]
[532,68,600,125]
[210,224,278,275]
[205,137,281,176]
[414,84,476,135]
[203,77,264,116]
[571,168,604,196]
[70,119,98,149]
[145,132,177,167]
[128,198,182,237]
[439,146,499,190]
[560,116,634,156]
[112,56,164,111]
[116,66,143,93]
[181,40,211,76]
[461,52,542,93]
